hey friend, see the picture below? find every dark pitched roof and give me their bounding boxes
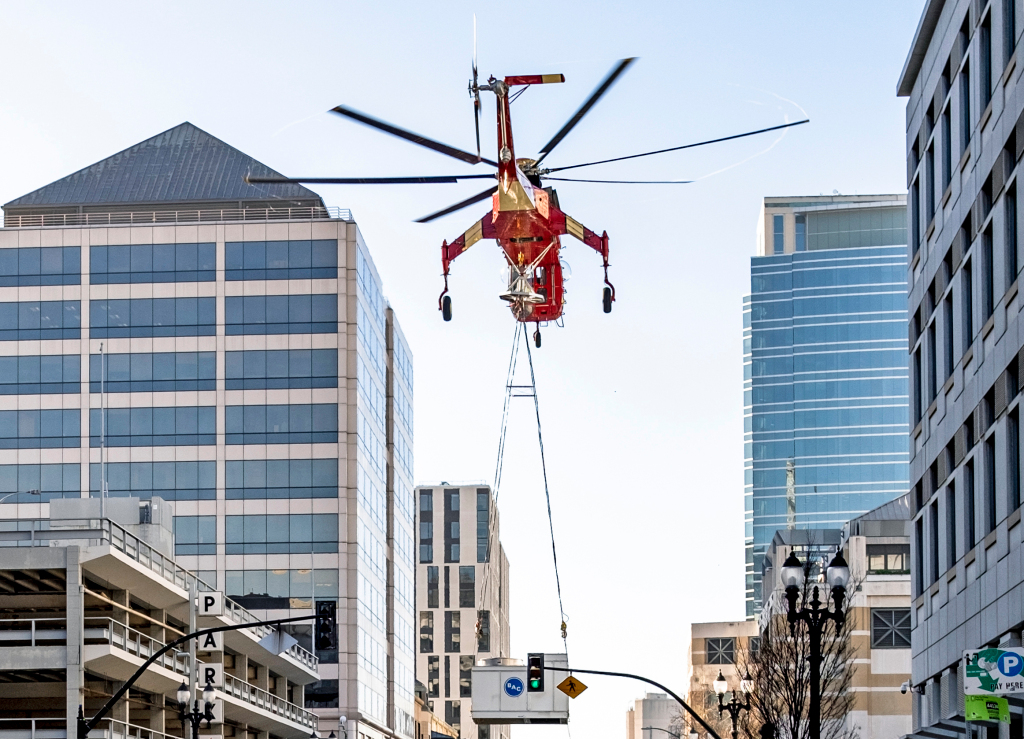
[4,122,322,209]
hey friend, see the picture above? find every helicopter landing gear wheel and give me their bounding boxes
[442,295,452,322]
[533,328,541,348]
[603,287,612,314]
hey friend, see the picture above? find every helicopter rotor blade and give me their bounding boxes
[330,105,499,167]
[541,176,693,184]
[472,15,482,160]
[545,119,810,173]
[535,57,636,166]
[415,185,498,223]
[245,174,496,185]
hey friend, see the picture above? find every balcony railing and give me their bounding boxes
[83,617,190,677]
[0,518,317,671]
[0,718,68,739]
[221,673,317,730]
[3,206,353,228]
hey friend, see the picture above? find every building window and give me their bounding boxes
[0,355,80,395]
[930,500,941,583]
[91,461,216,501]
[445,701,461,734]
[420,611,434,653]
[173,515,216,555]
[706,637,735,665]
[942,105,952,191]
[967,458,978,550]
[477,610,491,652]
[421,491,434,564]
[225,458,338,499]
[1009,185,1020,287]
[983,227,995,320]
[90,352,215,393]
[926,143,936,217]
[225,295,338,335]
[748,637,760,659]
[459,655,474,697]
[445,611,460,653]
[914,516,925,595]
[913,347,923,423]
[427,567,439,608]
[226,349,339,390]
[224,514,339,554]
[0,300,81,341]
[1007,0,1018,62]
[225,568,339,602]
[795,214,806,251]
[89,406,215,447]
[91,298,215,338]
[445,488,460,563]
[947,483,958,569]
[866,544,911,574]
[224,403,338,445]
[982,15,993,108]
[927,322,938,404]
[1011,408,1022,511]
[0,463,79,501]
[225,239,338,281]
[912,178,920,253]
[427,656,440,698]
[871,608,912,648]
[0,409,79,450]
[459,566,476,608]
[986,435,998,532]
[961,61,972,154]
[772,214,784,254]
[944,293,955,380]
[0,246,79,287]
[477,489,490,563]
[90,243,215,284]
[963,257,974,352]
[444,566,450,608]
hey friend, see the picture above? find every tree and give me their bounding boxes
[741,560,857,739]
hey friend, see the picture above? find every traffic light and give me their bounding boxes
[527,653,544,692]
[315,600,337,651]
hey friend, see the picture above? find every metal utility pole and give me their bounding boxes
[189,581,197,708]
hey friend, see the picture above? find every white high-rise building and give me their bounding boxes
[0,122,416,739]
[415,484,510,739]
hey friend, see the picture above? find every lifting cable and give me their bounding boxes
[485,322,570,655]
[520,322,570,653]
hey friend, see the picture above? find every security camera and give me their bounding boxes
[901,681,910,694]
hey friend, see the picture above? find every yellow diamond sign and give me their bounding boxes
[557,675,588,698]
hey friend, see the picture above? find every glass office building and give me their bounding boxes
[743,196,910,617]
[0,123,416,739]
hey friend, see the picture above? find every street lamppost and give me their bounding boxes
[780,550,851,739]
[642,726,680,739]
[713,670,752,739]
[0,489,41,504]
[176,681,216,739]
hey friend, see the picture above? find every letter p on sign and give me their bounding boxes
[200,591,224,617]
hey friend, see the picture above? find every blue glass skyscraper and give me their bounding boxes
[743,196,910,617]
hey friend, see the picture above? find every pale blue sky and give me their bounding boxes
[0,1,923,735]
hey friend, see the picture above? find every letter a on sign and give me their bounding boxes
[197,630,222,653]
[199,592,224,616]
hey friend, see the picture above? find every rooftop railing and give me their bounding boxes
[3,206,353,228]
[0,518,317,670]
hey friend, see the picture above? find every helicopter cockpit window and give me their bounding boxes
[534,267,546,285]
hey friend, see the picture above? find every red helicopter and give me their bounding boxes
[248,58,807,347]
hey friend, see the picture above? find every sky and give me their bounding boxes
[0,1,923,737]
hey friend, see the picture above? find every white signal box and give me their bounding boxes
[471,654,569,725]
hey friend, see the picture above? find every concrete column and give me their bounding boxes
[66,546,85,736]
[270,673,287,700]
[149,608,166,646]
[252,660,269,692]
[109,590,130,726]
[292,682,304,709]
